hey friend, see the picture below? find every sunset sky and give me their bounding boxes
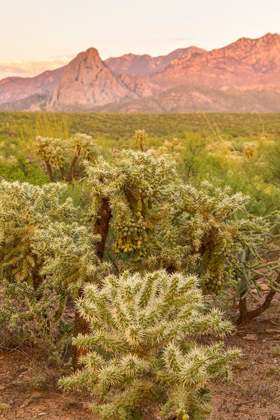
[0,0,279,79]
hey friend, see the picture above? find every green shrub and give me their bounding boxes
[0,156,49,185]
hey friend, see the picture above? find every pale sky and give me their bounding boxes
[0,0,279,79]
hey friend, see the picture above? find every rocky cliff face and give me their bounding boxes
[48,48,136,111]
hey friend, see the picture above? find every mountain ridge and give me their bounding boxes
[1,33,280,113]
[104,46,205,75]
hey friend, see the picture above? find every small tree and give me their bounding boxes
[60,271,239,420]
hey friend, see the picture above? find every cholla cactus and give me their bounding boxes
[135,129,147,152]
[60,271,239,419]
[153,181,266,295]
[205,140,241,164]
[0,180,74,286]
[35,136,67,181]
[85,147,268,300]
[85,150,178,262]
[35,133,100,182]
[157,138,184,162]
[244,142,258,160]
[0,180,102,336]
[0,181,71,332]
[33,222,105,295]
[70,133,97,160]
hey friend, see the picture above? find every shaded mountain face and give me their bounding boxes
[104,47,205,75]
[0,66,65,105]
[1,33,280,112]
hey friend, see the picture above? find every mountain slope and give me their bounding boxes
[0,93,50,111]
[0,66,65,105]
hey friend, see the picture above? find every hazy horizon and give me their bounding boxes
[1,0,280,79]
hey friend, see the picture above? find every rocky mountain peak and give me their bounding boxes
[65,47,103,82]
[48,47,135,111]
[78,47,102,64]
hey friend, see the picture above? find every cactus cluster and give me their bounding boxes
[0,180,102,336]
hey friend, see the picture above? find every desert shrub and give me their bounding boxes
[60,270,239,420]
[174,135,280,216]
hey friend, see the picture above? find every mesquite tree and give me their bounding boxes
[60,271,239,420]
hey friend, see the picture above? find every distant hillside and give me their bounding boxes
[0,93,50,111]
